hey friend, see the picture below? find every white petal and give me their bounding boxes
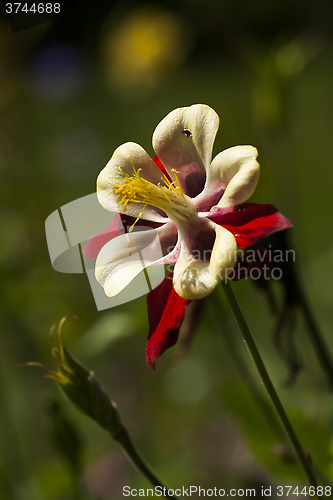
[173,224,238,300]
[96,223,177,297]
[97,142,169,222]
[200,145,259,209]
[152,104,219,198]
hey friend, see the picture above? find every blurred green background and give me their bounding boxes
[2,0,333,498]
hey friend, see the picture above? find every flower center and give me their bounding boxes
[112,161,196,230]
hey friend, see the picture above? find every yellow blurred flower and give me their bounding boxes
[101,5,188,92]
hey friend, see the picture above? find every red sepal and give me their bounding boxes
[208,203,293,248]
[146,272,191,370]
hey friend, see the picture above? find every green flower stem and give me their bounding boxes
[111,425,180,500]
[221,280,317,488]
[211,291,285,443]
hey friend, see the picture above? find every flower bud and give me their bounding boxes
[28,317,123,436]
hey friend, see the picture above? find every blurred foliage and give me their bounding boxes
[221,381,332,480]
[1,0,333,498]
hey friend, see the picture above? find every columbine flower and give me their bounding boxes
[84,104,292,369]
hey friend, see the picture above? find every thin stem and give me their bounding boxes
[221,280,317,488]
[112,426,180,500]
[211,291,285,443]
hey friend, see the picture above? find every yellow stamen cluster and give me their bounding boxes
[112,160,195,231]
